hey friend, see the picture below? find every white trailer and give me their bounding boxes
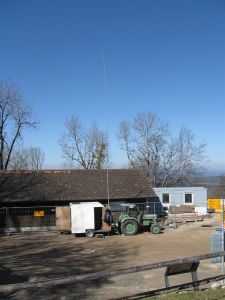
[70,202,111,237]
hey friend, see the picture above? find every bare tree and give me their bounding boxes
[0,81,37,170]
[27,147,45,170]
[59,116,108,169]
[160,127,207,186]
[210,174,225,198]
[118,112,207,187]
[9,148,29,170]
[118,113,169,186]
[9,147,45,170]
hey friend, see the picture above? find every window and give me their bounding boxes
[185,193,193,203]
[162,193,170,204]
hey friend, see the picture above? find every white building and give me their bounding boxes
[153,187,207,208]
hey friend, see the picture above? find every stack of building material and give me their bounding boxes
[168,205,195,214]
[181,215,204,223]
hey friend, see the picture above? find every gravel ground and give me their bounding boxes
[0,214,222,299]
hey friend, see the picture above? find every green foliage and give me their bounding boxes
[95,143,107,169]
[145,288,225,300]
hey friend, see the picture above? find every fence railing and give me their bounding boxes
[0,206,56,228]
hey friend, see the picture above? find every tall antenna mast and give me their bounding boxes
[102,52,110,206]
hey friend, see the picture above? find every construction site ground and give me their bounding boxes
[0,213,224,300]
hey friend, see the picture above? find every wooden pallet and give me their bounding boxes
[181,215,203,223]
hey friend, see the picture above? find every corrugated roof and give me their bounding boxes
[0,169,155,203]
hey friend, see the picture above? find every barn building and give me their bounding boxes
[0,169,159,233]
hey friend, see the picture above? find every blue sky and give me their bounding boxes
[1,0,225,172]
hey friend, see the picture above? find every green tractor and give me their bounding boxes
[117,204,162,236]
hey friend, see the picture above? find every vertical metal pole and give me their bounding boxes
[106,169,110,206]
[222,199,224,278]
[173,202,176,227]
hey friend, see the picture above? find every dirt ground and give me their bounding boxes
[0,214,224,300]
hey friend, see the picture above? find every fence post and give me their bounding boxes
[191,270,199,291]
[222,199,224,281]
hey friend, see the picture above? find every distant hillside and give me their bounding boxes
[181,175,223,198]
[194,175,221,186]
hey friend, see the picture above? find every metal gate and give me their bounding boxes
[0,206,56,230]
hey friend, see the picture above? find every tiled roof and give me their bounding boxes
[0,169,155,203]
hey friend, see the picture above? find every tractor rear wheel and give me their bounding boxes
[151,224,161,234]
[121,219,138,236]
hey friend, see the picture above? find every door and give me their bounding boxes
[56,206,71,231]
[94,207,102,230]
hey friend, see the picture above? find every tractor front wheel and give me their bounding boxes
[121,219,138,236]
[150,224,161,234]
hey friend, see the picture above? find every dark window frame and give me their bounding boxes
[162,193,170,204]
[185,193,193,204]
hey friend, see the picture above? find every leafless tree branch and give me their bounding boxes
[118,112,207,187]
[59,116,108,169]
[0,81,38,170]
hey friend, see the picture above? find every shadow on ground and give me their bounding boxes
[0,233,133,299]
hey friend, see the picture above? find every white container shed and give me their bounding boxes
[153,187,207,208]
[70,202,104,234]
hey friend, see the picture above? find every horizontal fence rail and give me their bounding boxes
[0,251,225,294]
[110,275,225,300]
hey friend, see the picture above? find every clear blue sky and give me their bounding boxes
[1,0,225,172]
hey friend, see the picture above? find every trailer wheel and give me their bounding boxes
[121,219,138,236]
[86,230,95,238]
[151,224,161,234]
